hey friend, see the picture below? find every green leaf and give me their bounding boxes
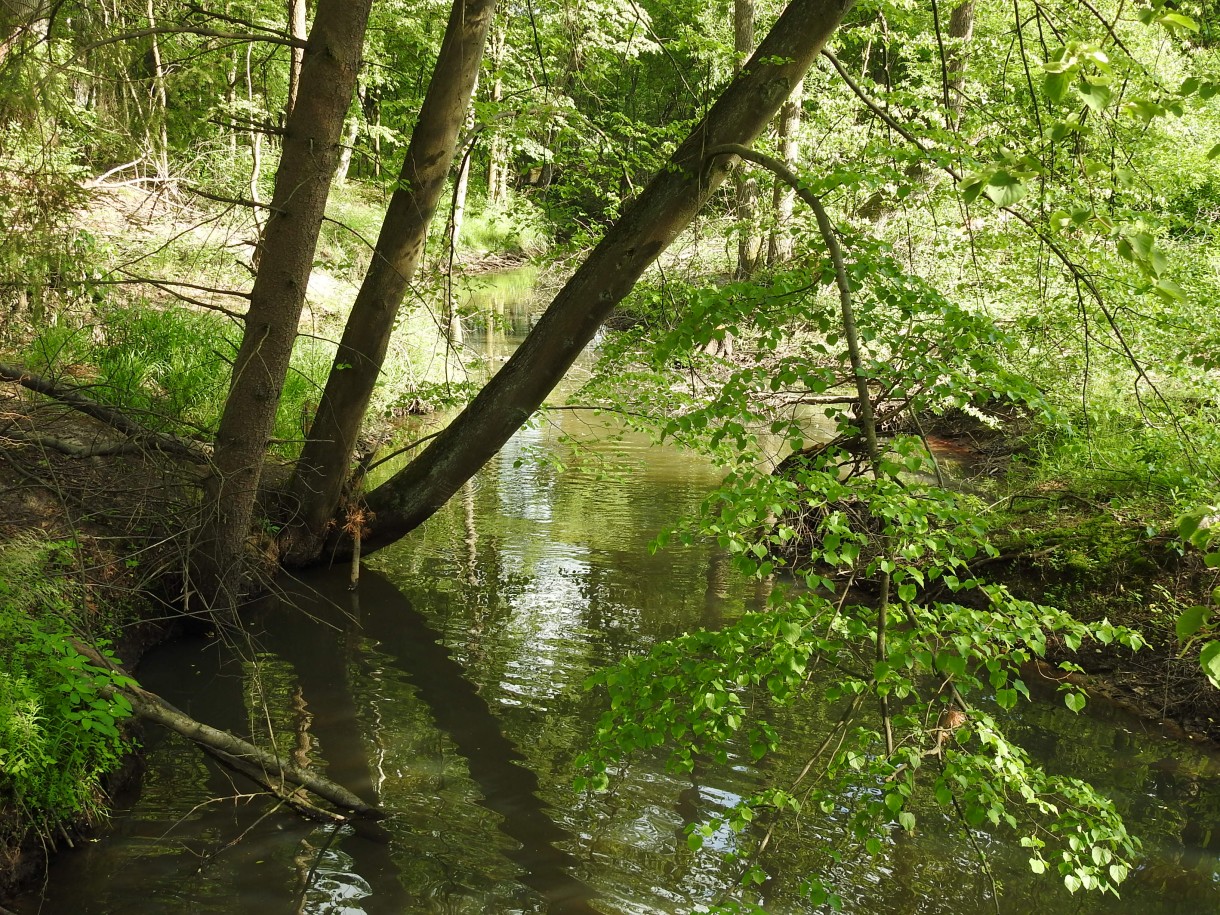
[982,170,1027,207]
[1029,858,1046,875]
[1065,691,1087,713]
[1200,641,1220,688]
[1077,81,1113,113]
[1208,143,1220,161]
[1043,72,1070,104]
[1177,605,1211,641]
[1177,508,1208,543]
[1152,277,1185,304]
[1158,12,1200,33]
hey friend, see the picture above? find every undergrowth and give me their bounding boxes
[0,535,137,846]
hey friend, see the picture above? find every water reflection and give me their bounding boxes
[14,280,1220,914]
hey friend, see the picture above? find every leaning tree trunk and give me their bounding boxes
[281,0,499,564]
[345,0,857,557]
[198,0,371,606]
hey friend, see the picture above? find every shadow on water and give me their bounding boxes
[268,569,601,914]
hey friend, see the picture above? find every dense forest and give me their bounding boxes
[1,0,1219,910]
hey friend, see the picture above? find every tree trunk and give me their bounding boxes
[144,0,170,182]
[767,77,803,265]
[733,0,762,280]
[197,0,372,605]
[446,73,479,347]
[349,0,857,557]
[285,0,308,119]
[333,85,362,184]
[246,39,265,265]
[0,0,49,66]
[485,16,509,206]
[946,1,974,130]
[282,0,499,564]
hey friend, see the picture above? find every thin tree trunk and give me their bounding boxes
[285,0,307,119]
[282,0,499,564]
[767,77,802,265]
[347,0,857,557]
[733,0,761,280]
[144,0,170,181]
[334,86,361,184]
[246,40,265,266]
[446,73,479,347]
[486,16,509,206]
[198,0,371,605]
[946,1,974,130]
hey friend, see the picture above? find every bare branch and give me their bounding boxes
[0,362,210,464]
[80,26,305,54]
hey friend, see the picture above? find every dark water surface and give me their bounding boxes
[15,282,1220,913]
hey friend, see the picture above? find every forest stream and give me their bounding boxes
[13,277,1220,915]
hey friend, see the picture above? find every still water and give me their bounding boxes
[16,278,1220,914]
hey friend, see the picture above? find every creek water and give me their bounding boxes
[15,275,1220,914]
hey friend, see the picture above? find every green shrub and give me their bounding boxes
[0,536,137,843]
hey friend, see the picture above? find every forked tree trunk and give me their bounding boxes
[345,0,857,557]
[198,0,371,605]
[282,0,499,564]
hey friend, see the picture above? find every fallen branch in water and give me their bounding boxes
[70,639,384,821]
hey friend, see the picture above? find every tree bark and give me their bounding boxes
[198,0,371,604]
[348,0,857,557]
[282,0,498,564]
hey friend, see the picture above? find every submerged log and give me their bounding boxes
[70,639,384,821]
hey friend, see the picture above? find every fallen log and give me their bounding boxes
[70,639,384,821]
[0,361,210,464]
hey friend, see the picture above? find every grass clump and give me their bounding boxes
[19,304,337,461]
